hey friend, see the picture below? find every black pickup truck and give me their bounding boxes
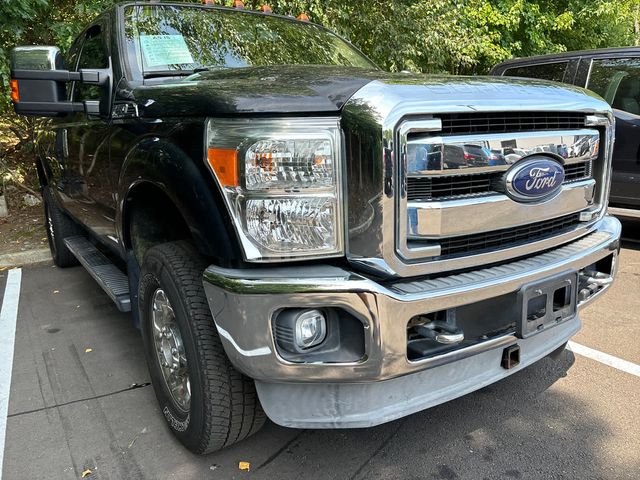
[10,2,621,454]
[491,48,640,220]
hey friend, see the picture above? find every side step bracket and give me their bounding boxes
[64,236,131,312]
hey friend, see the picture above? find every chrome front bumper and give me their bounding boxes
[203,216,621,385]
[204,216,620,427]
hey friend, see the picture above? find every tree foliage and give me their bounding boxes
[0,0,636,192]
[255,0,640,74]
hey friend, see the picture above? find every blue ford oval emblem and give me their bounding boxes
[505,157,565,202]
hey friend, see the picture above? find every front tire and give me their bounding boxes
[139,241,265,454]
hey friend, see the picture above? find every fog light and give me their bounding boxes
[274,308,327,354]
[295,309,326,349]
[273,307,365,363]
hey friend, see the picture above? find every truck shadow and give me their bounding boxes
[224,349,631,480]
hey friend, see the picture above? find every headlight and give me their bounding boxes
[245,138,334,190]
[205,118,343,262]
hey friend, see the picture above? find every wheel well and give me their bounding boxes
[124,184,192,263]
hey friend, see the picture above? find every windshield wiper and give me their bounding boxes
[142,69,195,79]
[142,66,227,79]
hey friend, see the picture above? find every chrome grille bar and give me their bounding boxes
[407,179,595,239]
[405,129,599,177]
[407,160,592,201]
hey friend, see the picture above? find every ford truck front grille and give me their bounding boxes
[398,112,606,264]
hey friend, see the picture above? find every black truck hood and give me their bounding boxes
[134,65,382,116]
[132,64,604,117]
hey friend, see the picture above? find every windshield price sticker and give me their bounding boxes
[140,34,194,67]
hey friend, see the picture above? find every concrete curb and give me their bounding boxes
[0,248,52,268]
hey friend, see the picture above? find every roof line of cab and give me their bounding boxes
[115,1,319,26]
[496,46,640,67]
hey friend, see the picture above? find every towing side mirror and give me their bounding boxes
[10,46,108,117]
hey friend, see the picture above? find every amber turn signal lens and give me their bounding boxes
[207,148,239,187]
[296,13,309,21]
[10,79,19,103]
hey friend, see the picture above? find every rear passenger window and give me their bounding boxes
[503,62,569,82]
[586,58,640,115]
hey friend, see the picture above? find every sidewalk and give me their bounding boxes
[0,248,51,268]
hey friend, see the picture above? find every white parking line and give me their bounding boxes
[0,268,22,478]
[567,341,640,378]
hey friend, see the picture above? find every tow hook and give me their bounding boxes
[578,270,613,302]
[414,321,464,345]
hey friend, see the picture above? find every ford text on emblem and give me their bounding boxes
[505,156,565,202]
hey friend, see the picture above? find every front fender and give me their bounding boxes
[117,124,241,262]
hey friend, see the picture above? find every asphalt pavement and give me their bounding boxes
[0,236,638,479]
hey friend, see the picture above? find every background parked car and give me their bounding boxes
[491,47,640,220]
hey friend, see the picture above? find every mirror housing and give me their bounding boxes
[11,45,64,71]
[10,46,107,117]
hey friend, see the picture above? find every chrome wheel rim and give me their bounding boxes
[151,288,191,413]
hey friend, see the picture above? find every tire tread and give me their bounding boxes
[43,188,83,267]
[142,241,265,454]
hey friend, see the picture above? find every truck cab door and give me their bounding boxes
[582,56,640,208]
[58,21,117,242]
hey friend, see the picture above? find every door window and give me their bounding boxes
[503,62,569,82]
[74,25,109,101]
[586,57,640,115]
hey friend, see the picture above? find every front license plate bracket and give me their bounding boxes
[517,270,578,339]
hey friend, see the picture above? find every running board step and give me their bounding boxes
[64,236,131,312]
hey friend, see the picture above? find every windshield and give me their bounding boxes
[123,5,376,77]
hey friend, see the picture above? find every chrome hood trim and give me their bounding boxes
[346,76,609,123]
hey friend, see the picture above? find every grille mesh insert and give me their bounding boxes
[438,111,586,135]
[564,160,592,182]
[429,213,582,257]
